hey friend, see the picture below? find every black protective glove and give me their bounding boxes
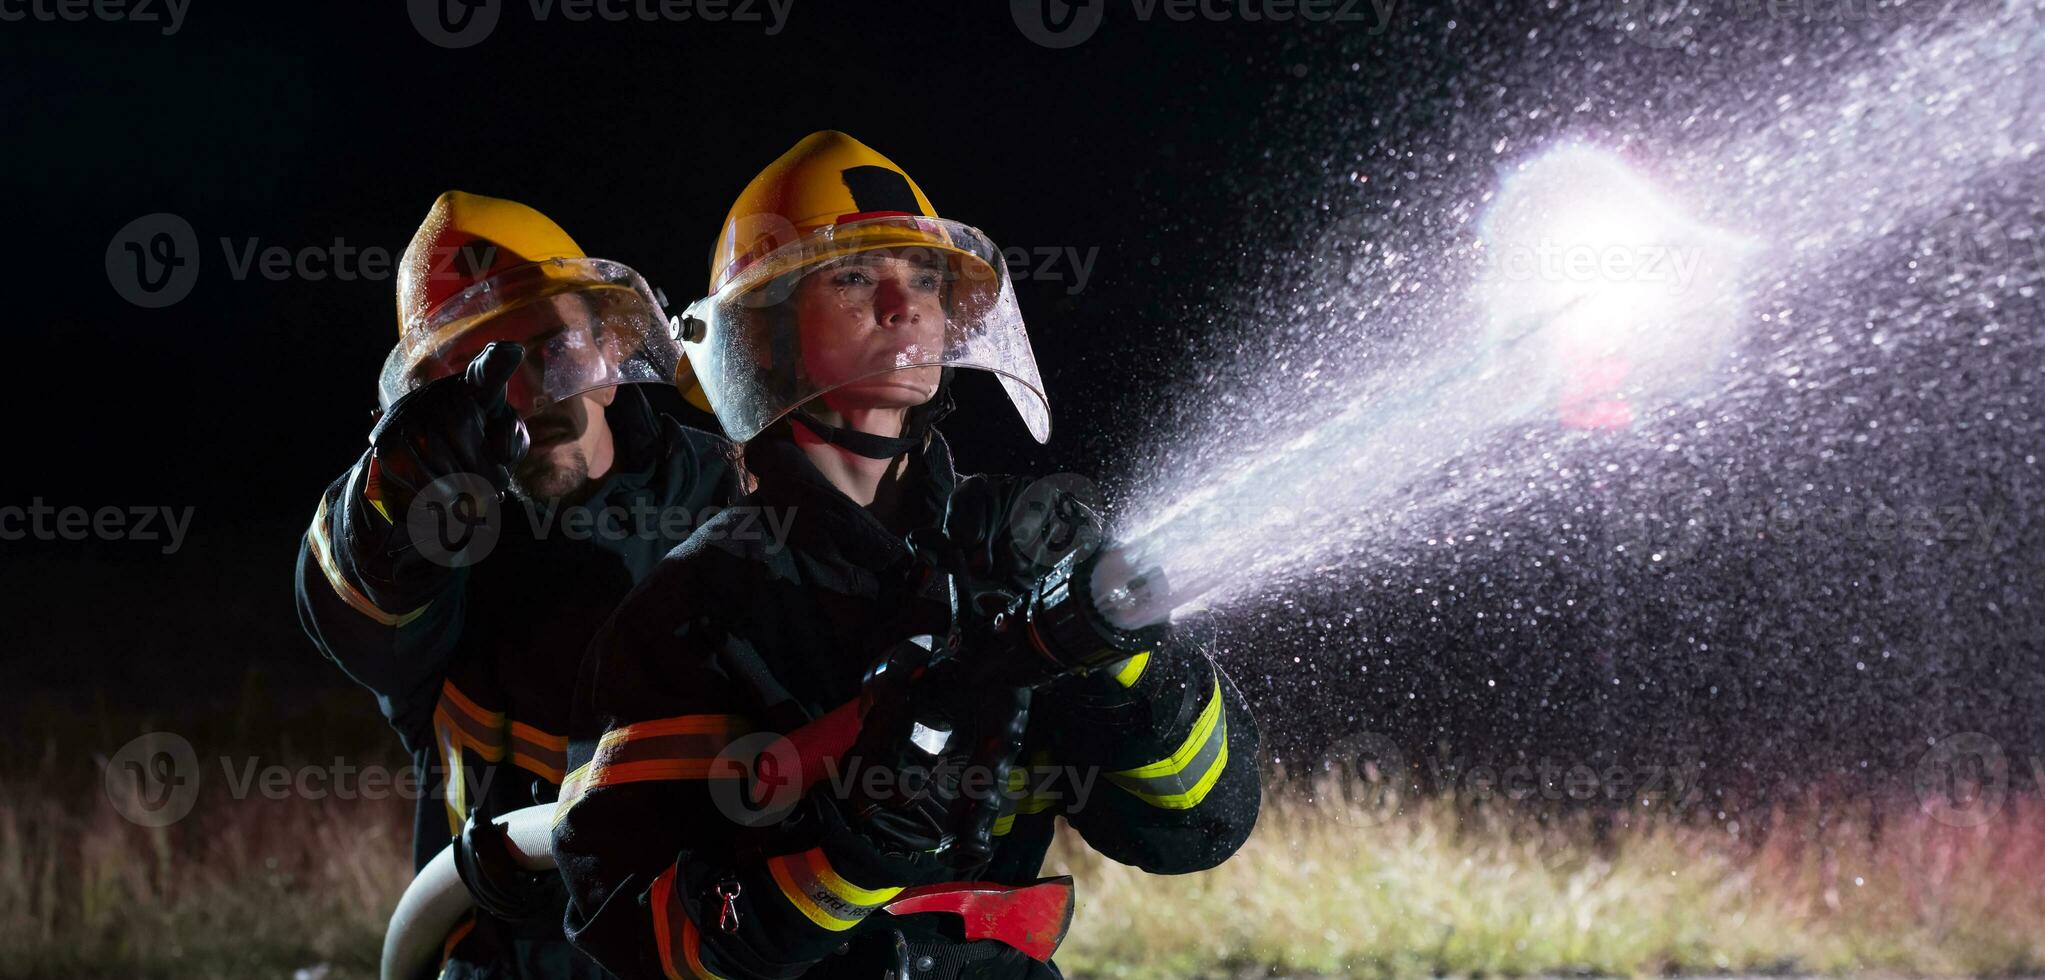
[943,474,1103,595]
[452,809,558,924]
[937,473,1129,685]
[321,343,530,612]
[941,474,1036,592]
[368,341,530,516]
[826,640,1033,878]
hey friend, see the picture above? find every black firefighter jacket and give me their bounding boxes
[552,431,1262,980]
[296,386,738,978]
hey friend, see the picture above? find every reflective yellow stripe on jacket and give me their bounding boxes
[1105,675,1229,810]
[766,847,902,932]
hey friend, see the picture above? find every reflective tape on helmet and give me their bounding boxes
[766,847,902,932]
[1105,676,1229,810]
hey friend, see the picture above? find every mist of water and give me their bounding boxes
[1096,0,2043,632]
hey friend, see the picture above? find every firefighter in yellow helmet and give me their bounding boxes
[295,192,739,979]
[553,133,1261,980]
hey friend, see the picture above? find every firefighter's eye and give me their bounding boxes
[832,268,877,287]
[910,270,944,292]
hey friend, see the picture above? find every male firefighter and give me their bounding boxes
[552,132,1261,979]
[296,191,738,978]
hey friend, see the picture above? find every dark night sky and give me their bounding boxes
[8,2,2041,798]
[2,2,1303,717]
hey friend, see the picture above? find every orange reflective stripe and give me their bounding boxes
[440,912,476,967]
[651,866,727,980]
[306,495,427,628]
[584,715,752,791]
[435,686,507,760]
[510,720,568,785]
[587,758,739,787]
[432,680,507,834]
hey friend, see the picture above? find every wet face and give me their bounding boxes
[514,296,616,501]
[793,248,948,413]
[511,384,615,502]
[440,294,618,503]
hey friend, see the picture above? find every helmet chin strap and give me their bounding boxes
[790,372,957,461]
[791,410,919,460]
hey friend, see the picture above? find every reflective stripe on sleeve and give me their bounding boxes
[306,494,427,628]
[1104,675,1229,810]
[509,720,567,785]
[1109,650,1151,688]
[584,715,752,791]
[766,847,902,932]
[651,865,728,980]
[432,679,506,833]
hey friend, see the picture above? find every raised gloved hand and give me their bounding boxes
[367,341,530,516]
[322,343,530,613]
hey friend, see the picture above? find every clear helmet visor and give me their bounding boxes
[379,257,681,418]
[681,215,1050,444]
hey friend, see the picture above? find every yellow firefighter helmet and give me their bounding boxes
[678,132,1051,443]
[382,191,681,418]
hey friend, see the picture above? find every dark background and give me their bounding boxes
[7,1,2041,806]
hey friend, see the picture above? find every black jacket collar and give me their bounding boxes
[743,427,957,574]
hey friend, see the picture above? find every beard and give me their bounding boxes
[510,443,591,503]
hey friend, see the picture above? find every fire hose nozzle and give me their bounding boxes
[1016,545,1172,676]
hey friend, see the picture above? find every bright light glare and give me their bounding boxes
[1478,144,1756,427]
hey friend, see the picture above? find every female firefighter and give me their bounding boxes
[550,131,1261,979]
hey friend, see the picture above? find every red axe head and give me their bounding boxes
[881,877,1076,962]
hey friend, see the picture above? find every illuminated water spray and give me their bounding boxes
[1086,3,2045,632]
[1087,145,1752,629]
